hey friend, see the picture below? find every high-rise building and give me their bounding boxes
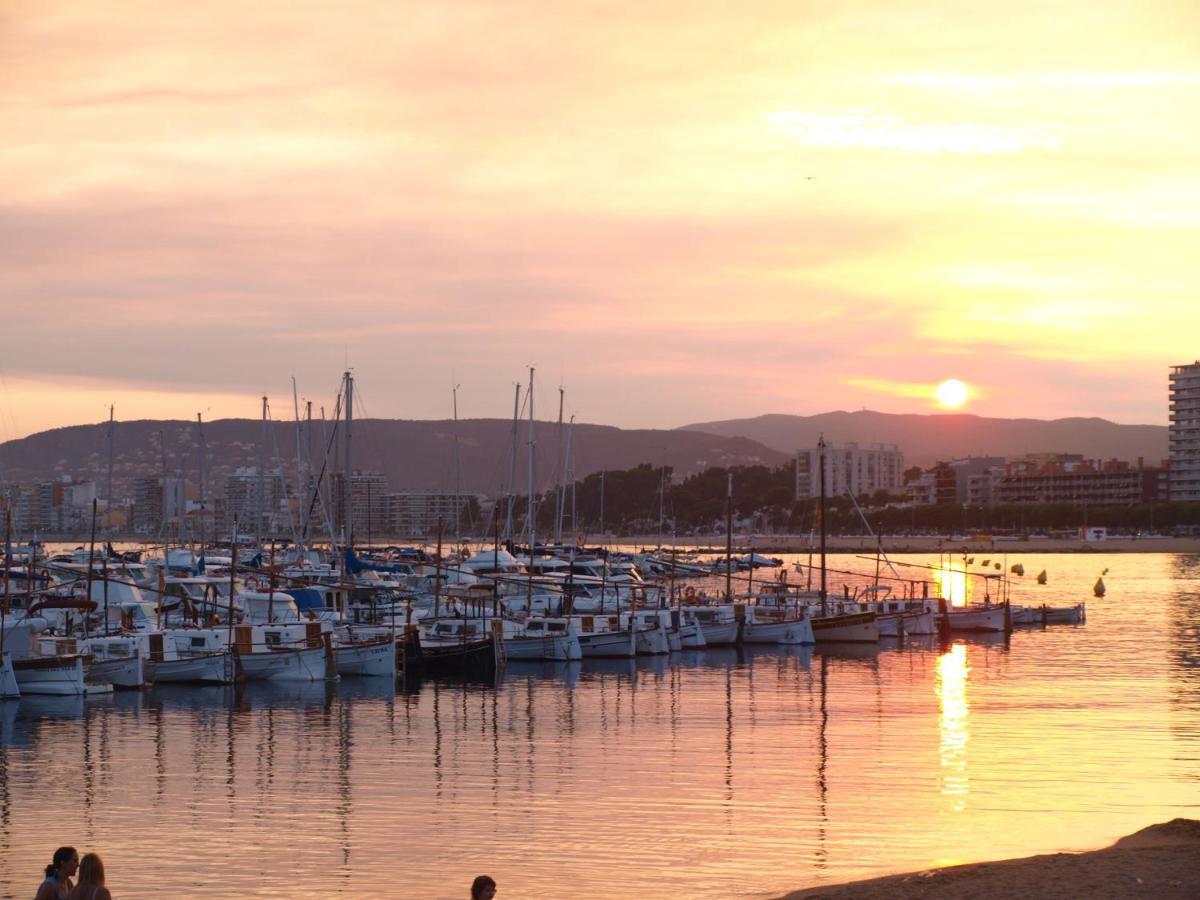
[386,492,482,537]
[330,471,389,542]
[223,467,286,536]
[1169,361,1200,502]
[794,442,904,500]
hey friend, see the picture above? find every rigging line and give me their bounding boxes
[845,488,902,580]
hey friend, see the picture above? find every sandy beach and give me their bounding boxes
[775,819,1200,899]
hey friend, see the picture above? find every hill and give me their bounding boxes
[678,411,1168,468]
[0,418,789,500]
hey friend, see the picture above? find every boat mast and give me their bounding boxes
[2,508,10,656]
[819,434,828,617]
[343,370,353,552]
[504,383,520,543]
[563,415,575,545]
[196,413,206,535]
[452,382,462,541]
[526,366,535,612]
[725,472,733,601]
[292,378,304,555]
[105,404,115,532]
[554,386,564,546]
[258,396,268,547]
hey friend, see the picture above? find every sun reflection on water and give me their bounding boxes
[935,561,969,607]
[936,643,971,808]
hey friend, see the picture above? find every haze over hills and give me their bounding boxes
[679,410,1169,469]
[0,418,789,501]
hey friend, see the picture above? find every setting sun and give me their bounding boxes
[935,379,970,409]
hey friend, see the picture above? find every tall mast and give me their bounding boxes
[292,379,304,553]
[343,370,353,549]
[599,470,605,537]
[725,472,733,601]
[526,366,535,611]
[566,415,576,545]
[196,412,206,522]
[819,434,828,617]
[504,383,520,542]
[257,395,268,546]
[452,382,462,540]
[105,405,115,531]
[554,386,565,545]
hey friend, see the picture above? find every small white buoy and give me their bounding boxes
[1037,570,1047,585]
[1093,577,1106,598]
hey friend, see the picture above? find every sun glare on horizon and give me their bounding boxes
[935,379,970,409]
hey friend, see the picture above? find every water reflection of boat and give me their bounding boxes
[17,692,86,719]
[237,679,338,709]
[814,641,881,661]
[578,657,637,678]
[504,659,581,687]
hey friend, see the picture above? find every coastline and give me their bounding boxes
[616,534,1200,555]
[774,819,1200,899]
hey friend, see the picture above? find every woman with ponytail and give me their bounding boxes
[35,846,78,900]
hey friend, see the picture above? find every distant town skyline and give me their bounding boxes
[3,2,1197,440]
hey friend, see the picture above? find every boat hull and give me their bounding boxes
[149,651,234,685]
[86,654,147,689]
[577,629,636,658]
[504,634,580,662]
[811,612,879,643]
[13,655,86,695]
[696,621,740,646]
[335,638,396,677]
[1,652,19,699]
[744,618,815,645]
[239,645,334,682]
[944,606,1008,633]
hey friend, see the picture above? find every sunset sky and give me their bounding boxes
[2,0,1197,441]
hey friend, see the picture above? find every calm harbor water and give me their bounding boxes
[2,552,1199,898]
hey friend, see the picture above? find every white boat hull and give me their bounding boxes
[634,627,670,656]
[150,651,234,685]
[577,630,636,658]
[678,620,707,649]
[1013,604,1086,625]
[335,639,396,677]
[502,633,579,661]
[697,621,740,646]
[944,605,1008,633]
[239,645,334,682]
[1,652,19,699]
[745,618,814,645]
[86,654,146,689]
[13,655,86,695]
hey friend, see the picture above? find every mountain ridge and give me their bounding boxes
[678,410,1168,468]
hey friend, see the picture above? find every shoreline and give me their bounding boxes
[36,535,1200,555]
[775,819,1200,899]
[616,535,1200,555]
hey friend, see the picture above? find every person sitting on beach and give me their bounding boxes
[68,853,111,900]
[470,875,496,900]
[35,846,79,900]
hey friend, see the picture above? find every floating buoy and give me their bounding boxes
[1011,563,1025,576]
[967,557,975,565]
[982,559,991,567]
[1093,577,1106,597]
[995,562,1001,570]
[1102,567,1109,576]
[1037,570,1047,585]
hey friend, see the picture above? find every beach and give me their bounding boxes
[776,819,1200,899]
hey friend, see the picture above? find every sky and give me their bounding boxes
[2,0,1198,441]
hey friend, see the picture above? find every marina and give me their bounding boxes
[1,550,1197,898]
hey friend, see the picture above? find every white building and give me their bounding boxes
[795,442,904,500]
[1169,361,1200,502]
